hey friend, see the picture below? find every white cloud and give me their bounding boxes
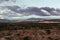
[41,9,51,15]
[0,7,25,20]
[52,11,60,15]
[0,15,4,19]
[40,16,60,19]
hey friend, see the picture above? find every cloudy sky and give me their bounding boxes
[0,0,60,20]
[0,0,60,8]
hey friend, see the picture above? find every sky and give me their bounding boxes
[0,0,60,8]
[0,0,60,20]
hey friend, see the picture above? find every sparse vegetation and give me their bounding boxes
[0,22,60,30]
[0,21,60,40]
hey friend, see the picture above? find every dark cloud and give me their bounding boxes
[20,7,60,16]
[1,6,60,16]
[8,7,50,16]
[40,7,55,12]
[6,6,21,13]
[18,7,59,16]
[21,7,50,16]
[0,0,16,3]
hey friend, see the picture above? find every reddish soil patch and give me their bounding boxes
[0,28,60,40]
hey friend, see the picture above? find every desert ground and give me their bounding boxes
[0,21,60,40]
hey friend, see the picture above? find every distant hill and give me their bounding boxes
[0,18,60,23]
[47,19,60,22]
[0,19,10,23]
[0,19,17,23]
[27,18,47,21]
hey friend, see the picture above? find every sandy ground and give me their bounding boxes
[0,28,60,40]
